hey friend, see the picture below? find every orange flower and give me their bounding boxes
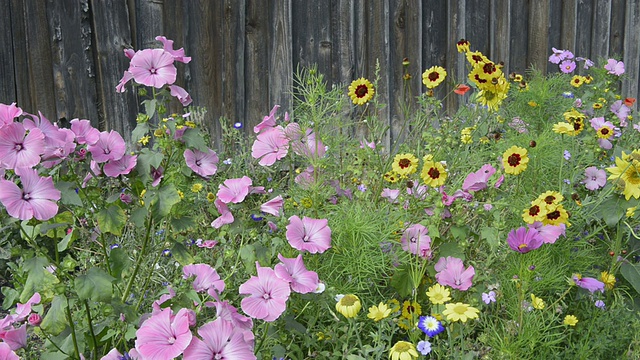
[625,97,636,107]
[454,84,471,95]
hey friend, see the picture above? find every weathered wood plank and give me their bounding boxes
[590,0,611,61]
[90,0,138,133]
[465,0,490,55]
[609,0,625,57]
[560,0,577,53]
[527,0,550,73]
[133,0,164,50]
[46,0,99,126]
[491,0,511,69]
[292,1,332,85]
[445,0,465,115]
[508,0,528,74]
[0,0,16,105]
[245,0,272,133]
[222,0,246,132]
[546,0,563,73]
[269,0,293,120]
[574,0,593,57]
[366,0,391,147]
[622,0,640,104]
[330,0,354,89]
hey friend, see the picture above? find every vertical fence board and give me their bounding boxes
[508,1,528,74]
[527,0,549,73]
[90,0,138,133]
[46,0,99,125]
[590,0,611,61]
[269,0,293,115]
[623,0,640,102]
[575,0,593,57]
[133,0,164,49]
[465,0,490,55]
[546,0,563,73]
[292,1,332,86]
[367,1,391,147]
[445,1,465,115]
[222,0,246,130]
[560,0,577,52]
[609,0,625,58]
[491,0,511,69]
[245,0,271,131]
[330,0,354,89]
[0,0,16,104]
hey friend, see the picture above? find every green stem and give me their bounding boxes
[254,322,270,354]
[121,214,154,303]
[135,249,164,311]
[84,300,98,360]
[99,233,113,277]
[66,298,81,360]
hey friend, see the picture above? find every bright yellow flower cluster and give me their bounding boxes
[606,150,640,200]
[392,153,419,177]
[460,126,476,144]
[422,66,447,89]
[522,191,570,226]
[420,155,447,187]
[553,108,586,136]
[465,45,509,111]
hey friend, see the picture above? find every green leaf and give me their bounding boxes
[143,99,157,119]
[438,242,465,261]
[390,266,414,298]
[136,148,164,183]
[283,314,306,334]
[74,268,115,303]
[170,216,195,231]
[20,257,51,303]
[109,247,132,281]
[182,128,209,152]
[96,205,127,236]
[450,225,469,240]
[131,122,150,144]
[130,207,149,228]
[150,184,181,218]
[2,287,19,310]
[57,228,76,252]
[170,242,194,266]
[480,226,500,251]
[55,181,83,206]
[596,197,626,227]
[621,262,640,296]
[41,295,68,336]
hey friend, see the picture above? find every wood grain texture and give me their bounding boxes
[590,0,611,61]
[527,0,549,72]
[575,0,593,57]
[609,0,625,58]
[0,0,16,105]
[508,0,528,74]
[623,0,640,104]
[270,0,293,117]
[245,0,271,133]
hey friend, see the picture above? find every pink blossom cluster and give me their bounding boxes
[0,292,41,358]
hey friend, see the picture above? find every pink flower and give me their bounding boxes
[183,264,225,296]
[103,154,137,177]
[494,174,505,188]
[251,126,289,166]
[610,100,631,124]
[253,105,279,134]
[217,176,252,204]
[507,226,543,253]
[41,128,76,168]
[135,307,193,360]
[206,301,253,332]
[27,313,41,327]
[528,222,565,244]
[82,160,102,188]
[0,169,61,221]
[151,165,164,187]
[129,48,177,88]
[239,262,291,322]
[184,148,219,178]
[381,188,400,203]
[87,130,126,163]
[0,123,44,169]
[0,324,26,350]
[211,198,234,229]
[583,166,606,191]
[560,59,576,73]
[274,254,319,294]
[168,85,193,106]
[287,124,325,159]
[183,318,255,360]
[285,215,332,254]
[605,59,625,75]
[294,166,315,188]
[70,119,100,145]
[572,274,605,293]
[548,47,569,64]
[197,240,218,248]
[400,224,432,258]
[0,103,22,126]
[13,292,40,322]
[434,257,475,291]
[0,342,19,360]
[260,195,284,217]
[101,348,125,360]
[154,36,192,63]
[462,164,496,192]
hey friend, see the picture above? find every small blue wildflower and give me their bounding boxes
[529,265,536,271]
[595,300,605,309]
[110,244,120,250]
[251,214,264,221]
[267,177,273,182]
[563,179,571,185]
[417,316,445,337]
[482,291,496,304]
[223,158,232,165]
[155,229,165,237]
[416,340,432,355]
[75,188,79,194]
[562,92,574,98]
[233,122,243,129]
[357,184,367,192]
[563,150,571,160]
[162,249,171,257]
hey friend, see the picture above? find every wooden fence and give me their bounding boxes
[1,0,639,146]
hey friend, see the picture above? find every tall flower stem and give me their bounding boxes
[84,300,98,360]
[121,214,154,303]
[66,297,81,360]
[254,322,270,354]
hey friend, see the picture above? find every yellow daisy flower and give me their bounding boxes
[537,191,564,206]
[502,146,529,175]
[426,284,451,305]
[421,159,447,187]
[401,300,422,319]
[553,122,574,135]
[606,150,640,200]
[348,78,375,105]
[443,303,480,323]
[522,199,548,224]
[384,171,400,183]
[466,51,490,66]
[456,38,471,53]
[336,294,361,318]
[206,192,216,202]
[392,153,419,177]
[542,204,570,226]
[600,271,616,290]
[627,206,637,218]
[563,315,578,326]
[422,66,447,89]
[570,75,585,88]
[191,183,203,193]
[530,294,545,310]
[477,87,508,111]
[367,302,392,321]
[389,341,419,360]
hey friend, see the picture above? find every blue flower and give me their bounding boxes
[417,316,445,337]
[162,249,172,257]
[416,340,432,355]
[233,122,243,129]
[562,92,575,98]
[110,244,120,250]
[595,300,605,309]
[251,214,264,221]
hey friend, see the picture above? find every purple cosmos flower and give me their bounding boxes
[381,188,400,203]
[548,47,565,64]
[285,215,332,254]
[604,59,625,75]
[401,224,432,258]
[583,166,606,190]
[434,256,475,291]
[610,100,631,124]
[507,226,543,253]
[0,169,61,221]
[239,262,291,322]
[572,274,605,293]
[560,60,576,73]
[0,123,44,169]
[482,290,497,304]
[417,316,445,338]
[528,222,565,244]
[463,164,496,192]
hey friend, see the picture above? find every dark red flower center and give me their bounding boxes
[544,196,556,204]
[547,210,561,220]
[428,72,440,81]
[471,54,483,63]
[428,168,440,179]
[474,74,487,84]
[483,63,497,74]
[507,153,521,167]
[398,158,411,169]
[529,205,540,216]
[355,84,368,98]
[14,143,23,151]
[600,128,609,135]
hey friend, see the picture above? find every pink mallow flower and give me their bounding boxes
[168,85,192,106]
[135,307,193,360]
[434,257,475,291]
[205,300,253,333]
[572,274,605,293]
[274,254,319,294]
[184,148,219,178]
[381,188,400,203]
[183,264,225,297]
[103,154,137,178]
[155,36,192,63]
[70,119,100,145]
[0,342,19,360]
[13,292,40,322]
[0,123,44,169]
[129,48,177,88]
[0,102,22,127]
[0,324,26,351]
[528,222,565,244]
[183,318,256,360]
[0,169,61,221]
[260,195,284,217]
[507,226,543,253]
[211,198,234,229]
[604,59,625,76]
[253,105,279,134]
[583,166,606,191]
[462,164,496,192]
[239,262,291,322]
[217,176,252,204]
[87,130,126,163]
[251,126,289,166]
[285,215,332,254]
[400,224,432,258]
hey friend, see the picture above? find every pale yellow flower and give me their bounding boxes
[426,284,451,305]
[443,302,480,323]
[367,302,392,321]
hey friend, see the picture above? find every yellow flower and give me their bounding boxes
[466,51,490,66]
[600,271,616,290]
[553,122,574,135]
[570,75,585,88]
[401,300,422,319]
[477,87,508,111]
[384,171,400,183]
[606,150,640,200]
[421,159,447,187]
[388,299,401,313]
[537,191,564,206]
[627,206,637,218]
[336,294,361,318]
[348,78,375,105]
[542,204,570,226]
[596,125,614,139]
[191,183,203,193]
[153,128,165,137]
[367,302,392,321]
[443,303,480,323]
[177,190,184,199]
[563,315,578,326]
[528,101,538,107]
[456,39,471,53]
[593,103,603,110]
[461,134,473,144]
[206,192,216,202]
[184,120,196,128]
[530,294,545,310]
[138,135,151,145]
[300,197,313,208]
[522,199,548,224]
[139,189,146,206]
[502,146,529,175]
[392,153,419,177]
[389,341,419,360]
[426,284,451,305]
[422,66,447,89]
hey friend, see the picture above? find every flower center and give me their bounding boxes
[428,72,440,81]
[14,143,23,151]
[262,292,272,300]
[341,295,358,306]
[507,153,521,167]
[547,210,561,220]
[167,336,175,344]
[398,158,411,169]
[355,84,368,98]
[22,192,31,201]
[149,67,158,75]
[427,168,440,179]
[453,304,467,314]
[529,205,540,216]
[544,196,556,204]
[395,342,411,352]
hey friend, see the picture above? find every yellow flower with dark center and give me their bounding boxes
[593,103,603,110]
[392,153,419,177]
[570,75,585,88]
[456,38,471,53]
[553,122,574,135]
[466,51,490,66]
[421,159,447,187]
[502,146,529,175]
[584,75,593,84]
[478,87,508,111]
[597,125,614,139]
[401,300,422,319]
[537,191,564,206]
[367,302,392,321]
[389,341,419,360]
[542,204,570,226]
[426,284,451,305]
[600,271,616,290]
[206,192,216,202]
[522,199,548,224]
[606,150,640,200]
[422,66,447,88]
[336,294,362,318]
[531,294,545,310]
[563,315,578,326]
[348,78,375,105]
[384,171,400,183]
[563,108,587,123]
[443,303,480,323]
